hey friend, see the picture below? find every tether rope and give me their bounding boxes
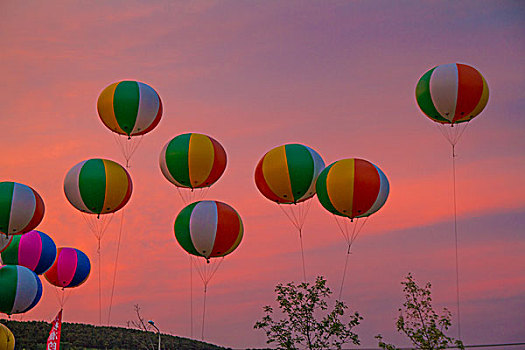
[278,201,313,281]
[97,238,102,325]
[107,209,126,325]
[452,144,461,340]
[112,133,144,168]
[53,287,72,309]
[436,122,468,340]
[191,256,224,341]
[333,216,369,299]
[190,256,194,338]
[80,213,116,325]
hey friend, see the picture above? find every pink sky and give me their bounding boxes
[1,1,524,348]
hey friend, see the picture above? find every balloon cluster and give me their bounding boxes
[251,63,488,286]
[97,80,244,267]
[254,144,390,249]
[0,185,91,317]
[254,144,390,227]
[96,81,243,338]
[0,80,160,325]
[158,132,242,264]
[0,60,488,341]
[96,80,245,342]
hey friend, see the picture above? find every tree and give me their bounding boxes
[376,273,464,350]
[127,304,157,350]
[254,276,362,350]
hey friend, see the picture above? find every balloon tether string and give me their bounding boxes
[452,144,461,340]
[190,255,194,338]
[298,228,307,282]
[97,238,102,325]
[112,133,143,168]
[107,209,125,325]
[338,246,352,300]
[278,201,313,281]
[53,287,71,309]
[191,256,224,340]
[201,283,208,341]
[334,216,368,299]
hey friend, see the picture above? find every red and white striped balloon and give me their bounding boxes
[174,200,243,260]
[416,63,489,124]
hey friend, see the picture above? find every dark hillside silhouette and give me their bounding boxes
[2,320,228,350]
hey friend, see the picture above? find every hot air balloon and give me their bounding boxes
[416,63,489,146]
[174,200,243,339]
[0,265,42,315]
[44,247,91,310]
[0,230,57,275]
[160,133,227,204]
[416,63,488,338]
[63,157,132,247]
[254,143,325,279]
[316,158,389,297]
[0,182,45,236]
[316,158,389,220]
[63,157,131,255]
[44,247,91,289]
[64,159,131,324]
[64,159,132,217]
[97,80,163,166]
[0,323,15,350]
[175,200,243,262]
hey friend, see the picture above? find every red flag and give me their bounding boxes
[47,310,63,350]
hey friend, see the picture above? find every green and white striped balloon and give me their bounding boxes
[63,159,132,215]
[0,182,45,236]
[0,265,43,315]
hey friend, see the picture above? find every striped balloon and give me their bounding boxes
[0,323,15,350]
[0,235,12,253]
[1,230,57,275]
[255,144,325,204]
[64,159,132,215]
[97,80,163,137]
[416,63,489,124]
[174,201,243,260]
[316,159,389,219]
[0,182,45,236]
[44,247,91,288]
[0,265,42,315]
[160,133,227,189]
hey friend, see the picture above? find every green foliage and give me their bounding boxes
[254,276,362,350]
[376,273,464,350]
[0,319,228,350]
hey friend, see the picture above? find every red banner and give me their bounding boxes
[46,310,63,350]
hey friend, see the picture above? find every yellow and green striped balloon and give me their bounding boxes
[255,144,325,204]
[63,159,132,215]
[159,133,227,189]
[316,158,389,219]
[97,81,162,137]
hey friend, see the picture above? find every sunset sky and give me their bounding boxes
[1,1,524,348]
